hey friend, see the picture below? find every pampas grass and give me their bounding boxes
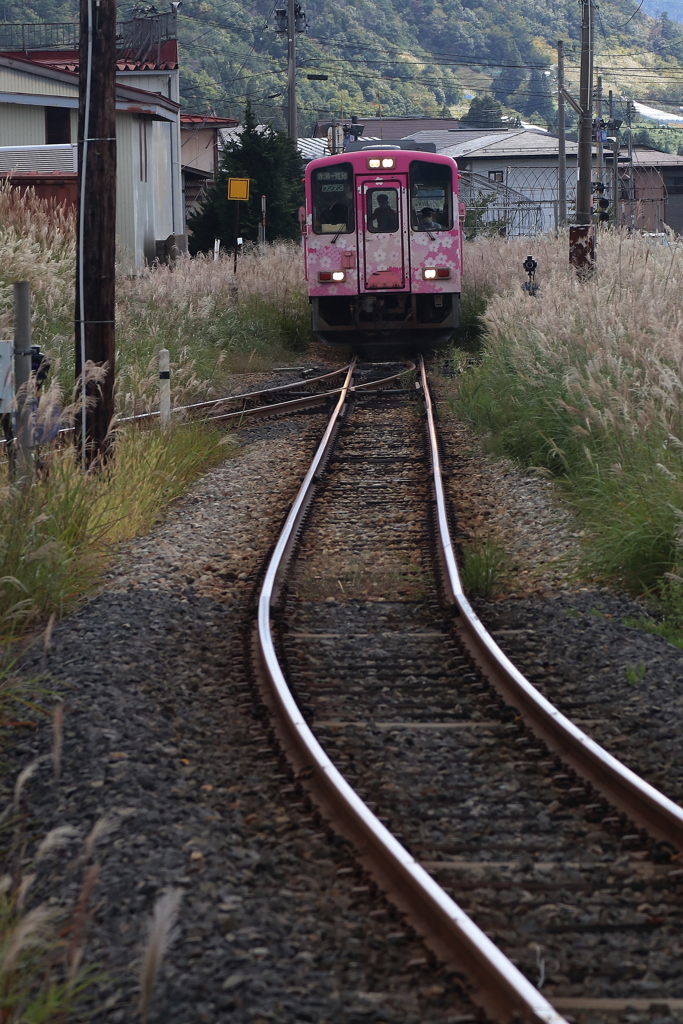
[0,185,311,419]
[455,229,683,594]
[138,888,183,1022]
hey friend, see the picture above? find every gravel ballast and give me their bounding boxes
[6,392,475,1024]
[7,363,683,1023]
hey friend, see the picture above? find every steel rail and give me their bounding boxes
[0,362,411,449]
[129,363,354,421]
[420,355,683,851]
[212,365,416,422]
[0,364,353,448]
[254,361,566,1024]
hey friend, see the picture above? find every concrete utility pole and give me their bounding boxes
[75,0,117,465]
[287,0,296,140]
[596,75,604,193]
[557,40,567,226]
[609,89,619,227]
[576,0,594,226]
[626,98,635,231]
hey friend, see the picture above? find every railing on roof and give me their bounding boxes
[0,21,79,51]
[0,13,176,60]
[118,13,177,64]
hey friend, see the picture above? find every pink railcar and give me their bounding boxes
[303,144,462,353]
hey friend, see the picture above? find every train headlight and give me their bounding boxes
[381,157,395,168]
[422,267,450,280]
[332,270,346,281]
[368,158,381,168]
[318,270,346,282]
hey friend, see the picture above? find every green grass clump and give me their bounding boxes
[0,422,231,639]
[459,536,509,598]
[625,662,646,685]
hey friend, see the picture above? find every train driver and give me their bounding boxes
[316,184,354,233]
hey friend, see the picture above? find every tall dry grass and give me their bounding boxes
[455,229,683,596]
[110,242,311,416]
[0,186,311,417]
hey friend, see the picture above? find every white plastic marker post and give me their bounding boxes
[213,238,220,261]
[159,349,171,430]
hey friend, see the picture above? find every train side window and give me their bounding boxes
[366,189,399,232]
[410,160,453,232]
[312,163,355,234]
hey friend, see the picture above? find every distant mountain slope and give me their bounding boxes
[642,0,683,23]
[17,0,683,134]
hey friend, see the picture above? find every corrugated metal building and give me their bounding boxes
[0,14,185,268]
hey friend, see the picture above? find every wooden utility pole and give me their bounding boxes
[557,40,567,226]
[75,0,116,466]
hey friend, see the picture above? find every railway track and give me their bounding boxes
[250,358,683,1024]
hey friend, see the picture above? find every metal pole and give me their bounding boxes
[159,348,170,430]
[13,282,33,485]
[557,40,567,226]
[287,0,296,140]
[234,201,240,274]
[576,0,593,225]
[596,74,603,200]
[259,194,266,243]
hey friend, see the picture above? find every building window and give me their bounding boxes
[139,119,148,182]
[45,107,71,145]
[488,170,504,183]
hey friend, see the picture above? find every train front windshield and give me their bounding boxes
[312,163,355,234]
[410,160,453,232]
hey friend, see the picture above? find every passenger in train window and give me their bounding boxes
[368,191,399,232]
[418,207,444,231]
[410,160,453,232]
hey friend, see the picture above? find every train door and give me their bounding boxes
[357,176,409,290]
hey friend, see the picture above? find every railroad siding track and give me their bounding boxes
[260,377,683,1024]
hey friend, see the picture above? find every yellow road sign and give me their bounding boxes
[228,177,250,201]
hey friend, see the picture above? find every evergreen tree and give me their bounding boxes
[460,94,506,129]
[519,68,555,128]
[188,102,304,254]
[488,31,525,104]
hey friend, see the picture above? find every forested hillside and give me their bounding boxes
[14,0,683,136]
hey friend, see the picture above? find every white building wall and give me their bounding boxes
[0,103,45,145]
[0,65,77,98]
[117,68,183,234]
[115,111,137,269]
